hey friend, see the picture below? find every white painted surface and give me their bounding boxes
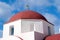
[2,36,21,40]
[20,31,34,40]
[20,31,45,40]
[59,28,60,33]
[0,38,2,40]
[42,20,54,35]
[3,20,21,38]
[0,19,54,40]
[21,19,44,33]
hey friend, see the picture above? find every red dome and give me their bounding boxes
[8,10,47,22]
[45,34,60,40]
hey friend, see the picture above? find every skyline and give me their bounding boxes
[0,0,60,37]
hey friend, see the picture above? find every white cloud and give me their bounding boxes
[44,13,58,23]
[11,0,52,11]
[44,13,60,34]
[0,2,14,21]
[11,0,60,13]
[54,0,60,12]
[54,0,60,5]
[54,25,60,34]
[25,0,51,6]
[59,26,60,33]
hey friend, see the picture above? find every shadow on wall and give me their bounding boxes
[35,32,49,40]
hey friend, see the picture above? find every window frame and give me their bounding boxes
[9,25,14,35]
[48,26,51,35]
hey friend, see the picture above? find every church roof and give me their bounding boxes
[45,34,60,40]
[8,10,47,23]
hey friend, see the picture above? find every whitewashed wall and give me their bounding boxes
[2,19,54,40]
[3,20,21,38]
[42,20,54,35]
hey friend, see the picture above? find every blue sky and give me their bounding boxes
[0,0,60,37]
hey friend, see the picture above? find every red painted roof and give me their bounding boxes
[45,34,60,40]
[8,10,47,23]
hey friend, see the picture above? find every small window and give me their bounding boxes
[48,26,51,35]
[10,26,14,35]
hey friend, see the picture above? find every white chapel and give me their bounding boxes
[0,10,54,40]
